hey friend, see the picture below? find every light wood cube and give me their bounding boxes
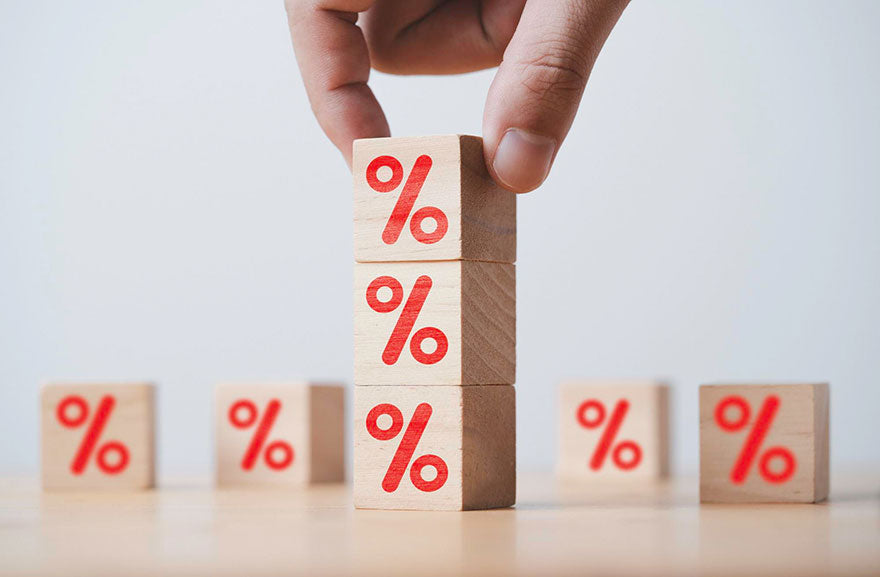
[353,135,516,263]
[558,380,669,480]
[700,383,829,503]
[41,382,155,490]
[354,385,515,511]
[215,383,345,487]
[354,261,515,386]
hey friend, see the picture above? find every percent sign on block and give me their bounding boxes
[228,399,294,471]
[56,395,130,475]
[366,274,448,366]
[366,154,447,245]
[577,399,642,471]
[714,395,796,484]
[365,402,448,493]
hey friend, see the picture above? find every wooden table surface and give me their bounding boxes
[1,472,878,577]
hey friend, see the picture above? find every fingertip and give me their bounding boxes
[485,128,556,193]
[315,82,390,168]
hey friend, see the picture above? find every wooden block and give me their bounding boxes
[354,260,515,386]
[215,383,345,487]
[558,380,669,480]
[41,382,155,490]
[353,385,515,511]
[700,383,829,503]
[353,135,516,263]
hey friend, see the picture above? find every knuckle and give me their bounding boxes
[515,41,589,105]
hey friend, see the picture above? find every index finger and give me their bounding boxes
[286,0,390,164]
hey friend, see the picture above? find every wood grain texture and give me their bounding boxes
[558,380,669,481]
[353,385,515,511]
[215,383,345,487]
[41,382,155,491]
[354,261,515,386]
[700,383,830,503]
[460,385,516,509]
[4,472,879,577]
[353,135,516,263]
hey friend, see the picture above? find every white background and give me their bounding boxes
[2,1,879,477]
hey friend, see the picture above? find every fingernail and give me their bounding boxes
[492,129,556,192]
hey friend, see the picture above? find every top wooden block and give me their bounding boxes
[353,135,516,263]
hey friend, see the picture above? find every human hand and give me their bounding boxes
[286,0,628,192]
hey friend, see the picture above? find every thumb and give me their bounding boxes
[483,0,628,192]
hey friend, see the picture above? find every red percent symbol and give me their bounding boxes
[56,395,130,475]
[366,154,448,245]
[577,399,642,471]
[228,399,294,471]
[714,395,796,484]
[366,403,448,493]
[366,275,448,366]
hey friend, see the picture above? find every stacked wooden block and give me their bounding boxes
[352,135,517,510]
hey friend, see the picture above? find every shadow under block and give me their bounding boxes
[558,380,669,480]
[353,385,515,511]
[215,383,345,487]
[41,382,155,490]
[700,383,829,503]
[353,134,516,263]
[354,260,515,386]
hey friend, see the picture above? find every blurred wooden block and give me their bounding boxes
[41,382,155,490]
[216,383,345,487]
[354,261,515,386]
[353,135,516,263]
[700,383,829,503]
[354,385,515,511]
[558,380,669,480]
